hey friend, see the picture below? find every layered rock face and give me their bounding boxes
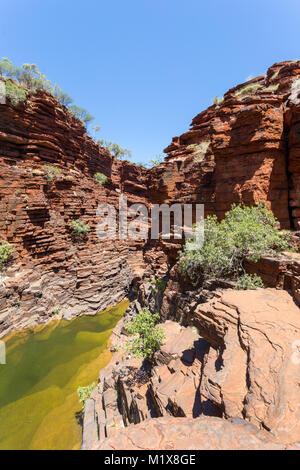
[2,60,300,336]
[149,61,300,248]
[0,91,148,337]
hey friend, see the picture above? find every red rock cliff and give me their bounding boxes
[0,90,149,336]
[2,60,300,336]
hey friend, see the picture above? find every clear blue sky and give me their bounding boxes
[1,0,300,164]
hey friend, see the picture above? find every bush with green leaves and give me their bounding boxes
[77,382,95,412]
[234,273,264,290]
[69,105,94,125]
[125,308,165,361]
[53,84,73,107]
[146,154,164,168]
[0,58,94,127]
[150,277,167,293]
[0,241,14,270]
[94,172,108,186]
[98,139,131,160]
[69,219,90,238]
[43,164,62,182]
[179,202,295,281]
[5,80,27,106]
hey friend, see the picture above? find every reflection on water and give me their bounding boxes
[0,299,129,450]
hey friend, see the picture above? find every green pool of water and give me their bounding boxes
[0,299,129,450]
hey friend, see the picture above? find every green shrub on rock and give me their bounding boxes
[77,382,95,412]
[43,165,62,182]
[94,172,108,186]
[0,241,14,270]
[125,308,165,361]
[150,277,167,293]
[5,80,27,106]
[234,273,264,290]
[69,219,90,238]
[179,202,295,281]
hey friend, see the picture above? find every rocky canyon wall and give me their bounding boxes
[0,90,149,337]
[2,60,300,336]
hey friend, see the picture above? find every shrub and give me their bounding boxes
[187,140,210,162]
[94,172,107,186]
[53,84,73,107]
[236,83,262,98]
[43,164,62,182]
[69,219,90,238]
[98,140,131,160]
[150,277,167,293]
[265,84,280,92]
[146,154,164,168]
[179,202,295,281]
[52,307,60,315]
[69,105,94,125]
[0,58,94,127]
[125,308,165,361]
[235,274,264,290]
[290,78,300,105]
[0,241,14,270]
[5,80,27,106]
[77,382,95,412]
[213,96,224,105]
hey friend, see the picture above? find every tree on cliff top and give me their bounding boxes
[0,57,94,127]
[98,139,132,160]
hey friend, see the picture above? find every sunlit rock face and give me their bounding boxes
[0,90,149,337]
[2,60,300,336]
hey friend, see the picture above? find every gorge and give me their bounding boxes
[1,60,300,450]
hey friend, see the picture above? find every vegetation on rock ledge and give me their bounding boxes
[69,220,90,239]
[0,58,94,126]
[179,202,295,285]
[0,241,14,271]
[125,308,165,361]
[94,172,108,186]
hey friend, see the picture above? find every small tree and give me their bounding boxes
[69,105,94,125]
[77,382,95,412]
[98,140,131,160]
[0,241,14,270]
[53,84,73,107]
[125,308,165,361]
[69,219,90,238]
[146,154,164,168]
[94,172,107,186]
[92,125,101,140]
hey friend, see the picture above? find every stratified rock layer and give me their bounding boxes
[0,90,148,337]
[2,60,300,336]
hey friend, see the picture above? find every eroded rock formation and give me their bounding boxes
[92,416,296,450]
[0,91,148,337]
[2,61,300,449]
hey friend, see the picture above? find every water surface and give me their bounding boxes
[0,299,129,450]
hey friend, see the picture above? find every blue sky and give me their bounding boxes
[1,0,300,164]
